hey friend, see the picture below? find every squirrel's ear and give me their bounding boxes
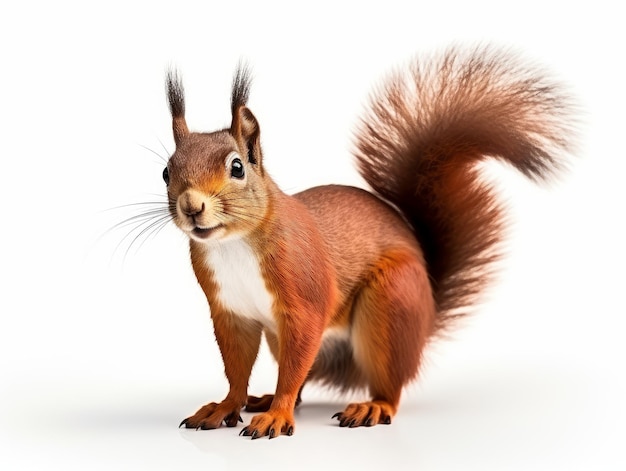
[166,69,189,145]
[231,105,262,168]
[229,62,262,169]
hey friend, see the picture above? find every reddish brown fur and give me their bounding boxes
[355,45,576,325]
[163,46,576,438]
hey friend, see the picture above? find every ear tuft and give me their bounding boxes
[166,69,185,118]
[165,68,189,144]
[231,61,252,115]
[230,62,262,168]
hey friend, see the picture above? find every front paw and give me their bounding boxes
[179,400,243,430]
[239,410,295,439]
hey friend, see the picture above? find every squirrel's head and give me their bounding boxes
[163,65,270,244]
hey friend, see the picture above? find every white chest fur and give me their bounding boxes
[205,239,276,329]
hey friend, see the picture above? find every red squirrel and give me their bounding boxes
[162,46,575,439]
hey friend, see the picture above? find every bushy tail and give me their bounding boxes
[354,45,577,329]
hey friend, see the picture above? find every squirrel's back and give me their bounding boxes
[295,184,424,308]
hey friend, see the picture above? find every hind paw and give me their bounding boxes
[332,400,395,428]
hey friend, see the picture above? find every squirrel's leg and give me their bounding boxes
[240,313,324,438]
[245,330,305,413]
[180,312,262,430]
[334,249,435,427]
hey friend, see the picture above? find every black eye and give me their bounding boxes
[231,158,245,179]
[162,167,170,185]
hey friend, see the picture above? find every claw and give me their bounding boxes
[331,412,341,420]
[238,416,243,423]
[239,426,249,436]
[179,418,188,428]
[287,426,294,436]
[250,429,260,440]
[383,416,392,425]
[224,413,241,427]
[269,428,276,439]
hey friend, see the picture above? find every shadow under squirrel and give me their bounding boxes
[159,45,576,439]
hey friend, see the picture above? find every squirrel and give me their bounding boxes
[162,45,576,439]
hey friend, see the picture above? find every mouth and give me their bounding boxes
[191,224,224,240]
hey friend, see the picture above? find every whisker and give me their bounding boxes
[114,212,171,233]
[100,197,173,264]
[224,209,267,222]
[223,209,269,227]
[116,213,174,261]
[157,138,171,157]
[103,201,170,213]
[113,211,169,242]
[107,207,171,232]
[138,143,169,165]
[105,183,287,263]
[123,214,174,258]
[223,203,269,216]
[214,187,286,201]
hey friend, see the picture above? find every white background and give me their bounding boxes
[1,1,624,469]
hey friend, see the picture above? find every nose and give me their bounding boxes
[181,200,205,217]
[179,190,206,218]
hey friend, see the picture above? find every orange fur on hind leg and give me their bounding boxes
[333,249,436,427]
